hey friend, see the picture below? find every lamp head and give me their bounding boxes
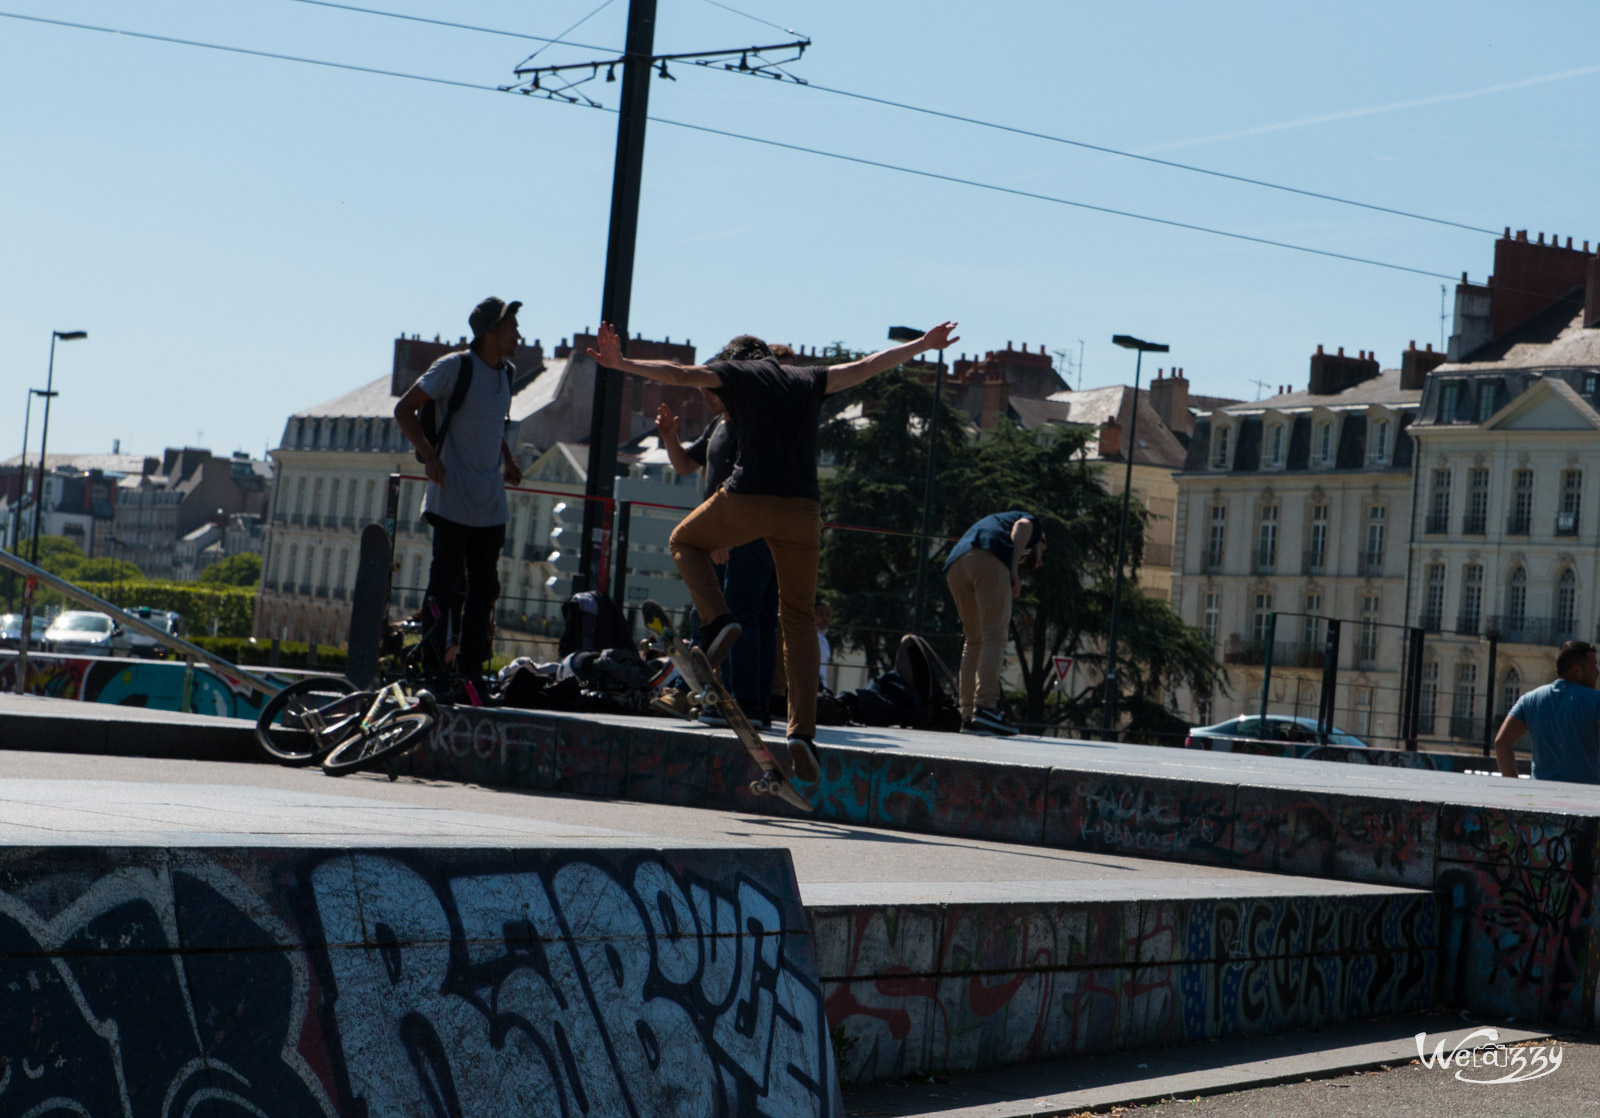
[887,326,922,342]
[54,331,87,341]
[1112,334,1168,353]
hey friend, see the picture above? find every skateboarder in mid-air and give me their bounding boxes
[588,319,959,781]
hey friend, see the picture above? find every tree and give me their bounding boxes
[30,534,141,585]
[198,552,263,588]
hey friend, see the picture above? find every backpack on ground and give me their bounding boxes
[850,669,923,728]
[895,634,963,732]
[559,590,634,655]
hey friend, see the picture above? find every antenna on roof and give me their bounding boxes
[1250,379,1272,400]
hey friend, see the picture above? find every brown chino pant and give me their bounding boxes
[669,489,820,739]
[945,548,1013,718]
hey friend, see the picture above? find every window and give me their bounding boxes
[268,545,281,587]
[1453,662,1478,737]
[1510,469,1534,534]
[293,477,307,517]
[1206,505,1227,569]
[1422,564,1446,630]
[1459,564,1484,634]
[1315,421,1333,463]
[1202,591,1220,645]
[1211,424,1231,468]
[1306,503,1328,573]
[1267,423,1284,466]
[1556,569,1577,639]
[1501,668,1523,718]
[1477,381,1496,421]
[363,478,376,523]
[1252,592,1274,646]
[335,548,349,595]
[1303,594,1322,648]
[1358,594,1380,667]
[1465,468,1489,533]
[328,478,341,524]
[1439,381,1460,422]
[1363,505,1386,574]
[1586,373,1599,397]
[1257,505,1279,572]
[1558,469,1582,535]
[1369,419,1390,462]
[1505,567,1527,630]
[1428,469,1452,533]
[311,477,324,524]
[1418,661,1438,734]
[345,478,358,522]
[1355,687,1373,737]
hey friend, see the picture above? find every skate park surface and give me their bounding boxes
[0,690,1596,1113]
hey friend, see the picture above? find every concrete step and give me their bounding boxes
[807,878,1436,1086]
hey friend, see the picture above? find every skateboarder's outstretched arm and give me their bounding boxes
[589,322,721,387]
[825,321,960,396]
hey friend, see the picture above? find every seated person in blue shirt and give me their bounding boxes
[1494,640,1600,783]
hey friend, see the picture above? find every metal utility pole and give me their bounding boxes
[509,18,809,594]
[29,329,86,566]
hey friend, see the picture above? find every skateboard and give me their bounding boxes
[345,523,391,689]
[640,599,706,715]
[690,645,814,813]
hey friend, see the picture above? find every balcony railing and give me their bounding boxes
[314,584,329,599]
[1556,510,1580,536]
[1449,714,1480,740]
[306,514,322,529]
[1484,615,1576,644]
[341,516,356,529]
[1203,552,1225,574]
[1301,549,1326,576]
[1419,611,1443,633]
[524,542,543,562]
[333,584,347,599]
[1462,512,1487,535]
[1506,511,1531,535]
[1222,639,1327,668]
[1456,612,1481,636]
[1424,512,1450,534]
[1358,550,1385,577]
[1255,547,1278,574]
[290,513,304,527]
[297,582,312,596]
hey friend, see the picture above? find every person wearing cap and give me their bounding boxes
[587,319,959,782]
[394,297,524,683]
[944,510,1046,736]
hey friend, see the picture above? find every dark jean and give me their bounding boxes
[423,514,505,673]
[722,539,779,718]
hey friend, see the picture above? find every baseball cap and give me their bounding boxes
[469,297,522,338]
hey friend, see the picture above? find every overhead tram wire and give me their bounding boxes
[282,0,1494,238]
[0,9,1463,285]
[283,0,612,52]
[512,0,619,71]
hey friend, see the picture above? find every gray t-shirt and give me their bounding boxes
[417,351,512,528]
[1508,678,1600,784]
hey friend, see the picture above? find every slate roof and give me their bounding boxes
[291,357,573,425]
[1435,298,1600,373]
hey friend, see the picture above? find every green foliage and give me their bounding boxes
[197,552,263,587]
[75,581,256,639]
[190,636,347,670]
[14,534,141,585]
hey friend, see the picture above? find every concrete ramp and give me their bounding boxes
[0,781,841,1116]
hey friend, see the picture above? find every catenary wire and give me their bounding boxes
[283,0,612,52]
[291,0,1495,237]
[0,9,1464,284]
[513,0,618,71]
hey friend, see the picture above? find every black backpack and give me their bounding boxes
[559,591,634,655]
[896,634,963,732]
[852,670,923,727]
[414,352,511,463]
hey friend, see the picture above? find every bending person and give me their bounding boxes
[944,511,1046,736]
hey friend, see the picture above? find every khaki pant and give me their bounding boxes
[669,489,820,739]
[945,548,1012,718]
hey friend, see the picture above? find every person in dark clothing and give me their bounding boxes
[589,319,959,780]
[394,296,524,682]
[945,510,1046,735]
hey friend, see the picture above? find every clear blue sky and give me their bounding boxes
[3,0,1596,460]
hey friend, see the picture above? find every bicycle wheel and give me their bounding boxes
[255,676,362,766]
[321,709,435,776]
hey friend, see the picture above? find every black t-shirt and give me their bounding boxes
[707,358,830,499]
[682,415,736,500]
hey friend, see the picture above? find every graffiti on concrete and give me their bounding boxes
[312,853,836,1117]
[0,860,335,1116]
[0,653,277,719]
[1059,776,1234,863]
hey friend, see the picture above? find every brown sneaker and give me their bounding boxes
[650,689,695,721]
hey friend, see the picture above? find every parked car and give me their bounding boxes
[0,612,51,650]
[42,610,133,658]
[124,607,186,658]
[1187,714,1370,749]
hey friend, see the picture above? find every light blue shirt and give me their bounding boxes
[1508,678,1600,784]
[417,351,512,528]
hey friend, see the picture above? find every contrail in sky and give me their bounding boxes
[1148,63,1600,152]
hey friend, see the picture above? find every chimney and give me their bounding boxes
[1309,345,1381,396]
[1484,229,1592,339]
[1098,417,1122,459]
[1148,367,1192,435]
[1588,255,1600,329]
[1401,340,1448,390]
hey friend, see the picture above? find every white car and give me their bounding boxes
[124,607,186,658]
[43,611,133,658]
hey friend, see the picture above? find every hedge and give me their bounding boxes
[68,581,257,639]
[189,636,348,670]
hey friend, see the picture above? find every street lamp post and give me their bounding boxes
[890,325,948,637]
[8,387,58,611]
[29,330,87,566]
[1102,333,1169,734]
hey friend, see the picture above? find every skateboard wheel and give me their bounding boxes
[749,780,767,796]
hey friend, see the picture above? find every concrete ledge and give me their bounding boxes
[0,692,258,761]
[1185,732,1528,776]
